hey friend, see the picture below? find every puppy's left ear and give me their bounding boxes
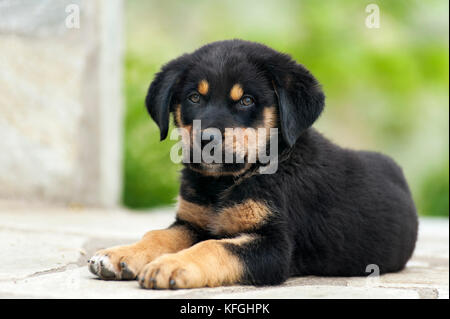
[268,56,325,147]
[145,56,188,141]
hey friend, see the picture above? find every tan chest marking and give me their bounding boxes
[176,197,213,229]
[177,197,271,235]
[211,200,271,235]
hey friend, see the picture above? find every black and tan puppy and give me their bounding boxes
[89,40,418,289]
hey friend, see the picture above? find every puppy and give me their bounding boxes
[88,40,418,289]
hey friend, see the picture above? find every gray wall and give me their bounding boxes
[0,0,123,207]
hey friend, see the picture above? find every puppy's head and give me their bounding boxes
[146,40,325,175]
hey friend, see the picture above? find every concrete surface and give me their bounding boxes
[0,202,448,299]
[0,0,123,206]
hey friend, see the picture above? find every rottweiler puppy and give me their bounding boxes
[89,40,418,289]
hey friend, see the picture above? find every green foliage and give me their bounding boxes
[418,161,449,216]
[123,0,449,216]
[123,54,181,208]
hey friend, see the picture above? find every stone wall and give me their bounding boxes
[0,0,123,207]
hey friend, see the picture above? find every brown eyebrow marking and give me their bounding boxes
[230,84,244,101]
[198,80,209,95]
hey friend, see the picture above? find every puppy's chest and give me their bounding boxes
[176,196,271,236]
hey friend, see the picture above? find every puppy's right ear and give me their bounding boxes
[145,56,188,141]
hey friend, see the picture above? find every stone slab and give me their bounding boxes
[0,0,123,207]
[0,205,447,299]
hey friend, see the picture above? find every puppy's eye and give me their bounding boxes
[188,93,201,103]
[240,96,255,107]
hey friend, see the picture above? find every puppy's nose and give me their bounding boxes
[201,129,222,149]
[201,134,217,148]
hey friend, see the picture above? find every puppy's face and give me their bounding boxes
[173,58,278,175]
[146,40,325,176]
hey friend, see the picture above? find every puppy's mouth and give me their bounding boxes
[188,161,251,177]
[182,130,254,176]
[200,162,223,171]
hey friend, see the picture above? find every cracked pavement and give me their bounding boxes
[0,201,448,299]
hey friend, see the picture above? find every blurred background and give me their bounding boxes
[0,0,448,217]
[0,1,447,299]
[124,0,448,216]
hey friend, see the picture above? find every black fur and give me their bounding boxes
[146,40,418,286]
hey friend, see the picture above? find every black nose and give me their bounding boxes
[201,132,222,149]
[201,135,214,149]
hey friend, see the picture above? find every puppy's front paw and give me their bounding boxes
[138,254,204,289]
[88,245,150,280]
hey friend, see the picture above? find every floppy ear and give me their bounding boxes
[145,56,188,141]
[266,55,325,147]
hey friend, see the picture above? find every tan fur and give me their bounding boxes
[93,225,194,276]
[211,200,271,235]
[255,105,278,153]
[174,104,183,126]
[176,196,213,229]
[174,104,192,151]
[263,105,278,128]
[230,84,244,101]
[198,80,209,95]
[221,106,277,165]
[140,234,255,288]
[140,226,194,255]
[224,128,251,160]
